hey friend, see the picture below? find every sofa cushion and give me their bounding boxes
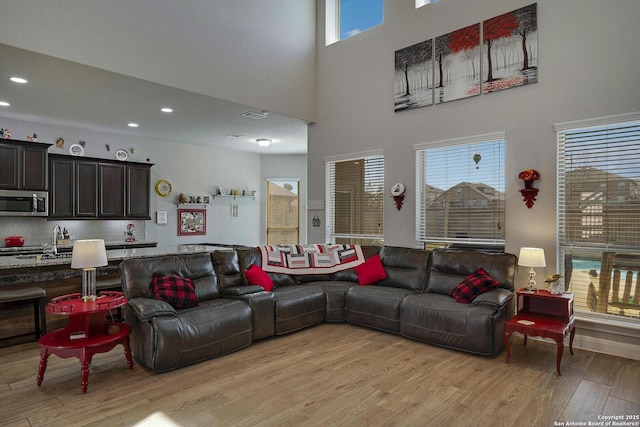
[400,293,500,355]
[375,246,431,292]
[152,273,198,308]
[244,264,274,291]
[273,285,325,335]
[425,249,517,295]
[355,254,387,285]
[121,253,220,301]
[346,285,415,334]
[450,268,500,303]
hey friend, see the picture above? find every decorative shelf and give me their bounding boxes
[213,195,261,200]
[176,203,210,207]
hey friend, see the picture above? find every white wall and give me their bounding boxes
[0,116,264,246]
[261,154,309,244]
[310,0,640,359]
[310,0,640,267]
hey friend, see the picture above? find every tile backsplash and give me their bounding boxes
[0,218,147,247]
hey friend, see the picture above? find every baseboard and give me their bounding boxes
[573,315,640,361]
[572,334,640,361]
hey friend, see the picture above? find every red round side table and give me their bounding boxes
[37,291,133,393]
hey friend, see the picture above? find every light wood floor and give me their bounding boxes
[1,323,639,427]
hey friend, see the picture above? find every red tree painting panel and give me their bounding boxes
[482,3,538,93]
[434,23,481,103]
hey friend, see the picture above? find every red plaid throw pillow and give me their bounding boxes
[152,273,198,308]
[450,268,500,303]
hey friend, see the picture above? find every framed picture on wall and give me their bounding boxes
[178,208,206,236]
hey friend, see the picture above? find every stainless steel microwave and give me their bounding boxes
[0,190,48,217]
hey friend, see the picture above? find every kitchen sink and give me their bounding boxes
[16,253,73,260]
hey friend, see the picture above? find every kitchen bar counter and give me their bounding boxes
[0,240,158,256]
[0,245,231,286]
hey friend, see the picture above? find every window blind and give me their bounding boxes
[325,154,384,245]
[415,135,505,249]
[556,114,640,322]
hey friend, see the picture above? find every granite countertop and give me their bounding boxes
[0,244,231,270]
[0,240,158,255]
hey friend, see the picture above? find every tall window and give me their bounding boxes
[326,0,383,45]
[326,151,384,245]
[415,133,505,251]
[556,113,640,323]
[266,180,299,244]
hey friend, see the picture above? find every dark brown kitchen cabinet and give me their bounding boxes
[49,157,75,218]
[127,165,151,218]
[75,161,98,217]
[49,154,152,219]
[99,163,126,217]
[0,139,50,190]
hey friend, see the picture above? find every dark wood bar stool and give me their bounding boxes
[0,287,47,341]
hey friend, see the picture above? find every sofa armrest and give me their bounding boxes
[470,288,513,309]
[127,297,177,321]
[222,285,266,296]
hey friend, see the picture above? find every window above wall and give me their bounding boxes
[326,0,383,45]
[416,0,437,9]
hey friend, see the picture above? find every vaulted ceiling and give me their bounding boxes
[0,1,316,155]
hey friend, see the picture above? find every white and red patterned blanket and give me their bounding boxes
[258,244,365,275]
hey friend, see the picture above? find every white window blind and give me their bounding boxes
[415,133,505,249]
[325,153,384,245]
[556,113,640,322]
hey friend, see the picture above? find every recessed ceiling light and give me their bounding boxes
[242,111,269,120]
[128,123,139,128]
[256,138,272,147]
[9,77,28,84]
[0,101,10,107]
[161,107,173,113]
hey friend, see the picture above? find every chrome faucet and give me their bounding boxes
[52,224,61,255]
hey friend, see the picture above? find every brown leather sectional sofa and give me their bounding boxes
[119,246,517,372]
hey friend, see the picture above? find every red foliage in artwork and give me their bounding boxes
[483,11,519,43]
[449,24,480,54]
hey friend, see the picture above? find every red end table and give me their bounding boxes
[37,291,133,393]
[504,288,575,376]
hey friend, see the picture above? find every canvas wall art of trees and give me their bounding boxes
[394,3,537,112]
[435,23,481,104]
[482,3,538,93]
[394,39,433,112]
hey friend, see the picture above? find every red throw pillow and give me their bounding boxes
[244,264,274,291]
[450,268,500,303]
[152,273,198,308]
[355,254,387,285]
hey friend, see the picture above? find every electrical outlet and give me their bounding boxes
[231,205,239,217]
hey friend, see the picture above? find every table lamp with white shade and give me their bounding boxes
[518,247,546,293]
[71,239,108,301]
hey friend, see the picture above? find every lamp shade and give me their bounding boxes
[518,247,546,268]
[71,239,108,269]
